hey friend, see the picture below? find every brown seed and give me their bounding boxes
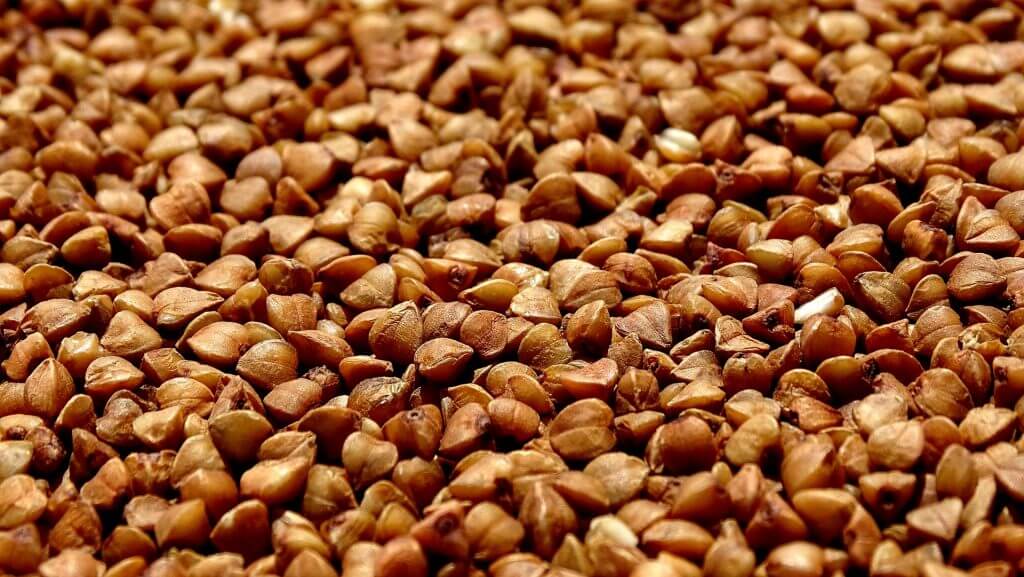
[265,378,323,424]
[851,272,911,322]
[781,436,841,495]
[519,483,578,559]
[518,323,573,370]
[560,358,621,400]
[0,524,43,575]
[24,358,75,420]
[415,338,474,382]
[348,376,410,425]
[745,490,809,549]
[239,456,311,506]
[155,499,210,550]
[283,142,336,192]
[910,369,974,422]
[960,405,1016,449]
[459,310,508,361]
[465,502,525,561]
[566,301,612,357]
[22,299,91,343]
[764,541,825,577]
[49,499,103,551]
[236,340,299,390]
[302,464,357,523]
[724,413,780,466]
[800,314,857,367]
[153,287,224,331]
[2,332,52,382]
[375,536,427,577]
[318,509,374,561]
[60,226,111,269]
[288,330,353,368]
[666,470,729,525]
[438,403,490,459]
[0,474,47,528]
[641,519,713,561]
[265,293,317,335]
[209,410,274,464]
[100,311,162,361]
[549,399,616,461]
[209,501,271,567]
[935,444,977,502]
[369,302,423,365]
[617,301,674,350]
[0,264,26,306]
[186,321,249,368]
[132,406,186,450]
[646,416,717,474]
[907,498,963,545]
[987,151,1024,191]
[948,254,1006,302]
[381,406,443,460]
[867,420,925,471]
[342,432,399,489]
[488,398,541,443]
[550,259,622,311]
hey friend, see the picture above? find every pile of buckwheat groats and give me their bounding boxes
[2,0,1024,576]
